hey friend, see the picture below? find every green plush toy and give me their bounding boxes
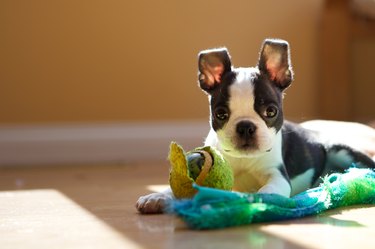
[168,142,234,199]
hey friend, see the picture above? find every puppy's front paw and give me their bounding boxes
[136,192,172,214]
[258,185,277,194]
[258,184,291,197]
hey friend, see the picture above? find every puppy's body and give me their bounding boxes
[207,121,323,197]
[136,39,375,214]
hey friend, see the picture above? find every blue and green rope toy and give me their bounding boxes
[168,167,375,230]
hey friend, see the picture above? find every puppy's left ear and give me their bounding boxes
[258,39,293,90]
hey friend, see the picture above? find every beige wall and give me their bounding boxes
[352,39,375,122]
[0,0,324,125]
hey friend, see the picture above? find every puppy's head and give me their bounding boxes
[198,39,293,158]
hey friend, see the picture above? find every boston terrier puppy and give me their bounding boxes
[136,39,375,214]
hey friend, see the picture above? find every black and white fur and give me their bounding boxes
[136,39,375,214]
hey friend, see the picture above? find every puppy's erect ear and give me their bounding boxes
[198,48,232,92]
[258,39,293,90]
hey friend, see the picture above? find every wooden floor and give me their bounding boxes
[1,162,375,249]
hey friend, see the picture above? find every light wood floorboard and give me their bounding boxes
[1,163,375,249]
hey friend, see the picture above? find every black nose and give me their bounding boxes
[236,121,256,138]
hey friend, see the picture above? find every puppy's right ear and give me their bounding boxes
[198,48,232,92]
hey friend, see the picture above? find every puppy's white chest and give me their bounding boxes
[224,154,280,193]
[206,130,285,193]
[228,159,263,192]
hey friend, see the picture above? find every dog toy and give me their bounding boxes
[169,167,375,229]
[168,142,234,199]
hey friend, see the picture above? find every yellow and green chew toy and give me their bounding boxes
[168,142,234,199]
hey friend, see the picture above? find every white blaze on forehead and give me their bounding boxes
[229,68,257,119]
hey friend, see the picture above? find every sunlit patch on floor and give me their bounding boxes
[260,206,375,249]
[0,189,142,249]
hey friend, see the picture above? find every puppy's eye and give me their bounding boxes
[263,105,278,119]
[215,107,229,121]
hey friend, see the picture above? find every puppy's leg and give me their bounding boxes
[257,168,291,197]
[323,144,375,176]
[136,188,174,214]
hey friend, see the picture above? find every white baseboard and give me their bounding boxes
[0,120,209,166]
